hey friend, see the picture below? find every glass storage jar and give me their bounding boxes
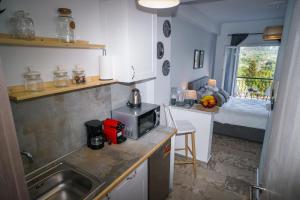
[10,10,35,39]
[56,8,75,43]
[24,67,43,92]
[72,66,86,84]
[53,67,69,87]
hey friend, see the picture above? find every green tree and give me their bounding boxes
[236,46,279,97]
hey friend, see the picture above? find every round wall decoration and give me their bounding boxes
[157,41,164,59]
[163,20,171,38]
[162,60,170,76]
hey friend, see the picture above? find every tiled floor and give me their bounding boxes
[167,134,262,200]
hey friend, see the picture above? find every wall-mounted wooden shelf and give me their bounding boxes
[8,76,117,101]
[0,33,105,49]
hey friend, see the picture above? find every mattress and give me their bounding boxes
[214,97,270,130]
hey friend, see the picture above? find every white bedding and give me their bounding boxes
[214,97,270,130]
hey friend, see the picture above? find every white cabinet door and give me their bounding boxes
[100,0,156,83]
[127,0,157,82]
[109,160,148,200]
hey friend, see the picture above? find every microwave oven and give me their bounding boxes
[111,103,160,139]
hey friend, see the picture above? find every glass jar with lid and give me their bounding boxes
[10,10,35,39]
[53,66,69,87]
[23,67,43,92]
[72,65,86,84]
[56,8,76,43]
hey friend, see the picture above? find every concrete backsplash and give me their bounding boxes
[11,83,133,174]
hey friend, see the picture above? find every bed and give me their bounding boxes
[188,76,270,143]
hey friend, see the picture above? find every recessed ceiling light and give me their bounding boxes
[138,0,180,9]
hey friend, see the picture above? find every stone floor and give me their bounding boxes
[167,134,262,200]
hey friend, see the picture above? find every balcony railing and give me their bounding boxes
[234,77,273,100]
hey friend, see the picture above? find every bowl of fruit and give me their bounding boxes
[199,95,217,108]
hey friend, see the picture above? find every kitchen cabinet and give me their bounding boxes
[100,0,157,83]
[106,160,148,200]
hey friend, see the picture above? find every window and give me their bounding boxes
[234,46,279,100]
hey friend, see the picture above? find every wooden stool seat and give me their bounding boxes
[163,105,197,177]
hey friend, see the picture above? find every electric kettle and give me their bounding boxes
[127,88,141,108]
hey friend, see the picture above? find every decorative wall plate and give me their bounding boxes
[157,41,164,59]
[162,60,170,76]
[163,20,171,38]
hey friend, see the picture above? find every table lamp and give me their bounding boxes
[207,79,218,92]
[208,79,217,88]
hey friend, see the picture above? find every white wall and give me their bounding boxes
[135,79,155,104]
[213,18,284,88]
[0,0,104,86]
[136,17,172,106]
[154,17,171,119]
[171,17,216,89]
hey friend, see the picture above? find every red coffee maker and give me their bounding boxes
[103,119,127,144]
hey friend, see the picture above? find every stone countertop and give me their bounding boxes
[63,126,176,200]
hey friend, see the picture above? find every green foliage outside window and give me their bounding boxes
[236,46,279,96]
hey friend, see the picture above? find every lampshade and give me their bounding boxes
[138,0,180,9]
[208,79,217,88]
[263,25,283,41]
[185,90,197,100]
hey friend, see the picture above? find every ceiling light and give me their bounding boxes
[138,0,180,9]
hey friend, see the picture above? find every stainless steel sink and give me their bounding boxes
[27,162,104,200]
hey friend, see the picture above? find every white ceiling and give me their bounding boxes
[188,0,287,24]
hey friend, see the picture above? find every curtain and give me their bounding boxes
[230,34,248,46]
[223,47,237,95]
[223,34,248,94]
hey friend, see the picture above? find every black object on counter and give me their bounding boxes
[85,120,105,150]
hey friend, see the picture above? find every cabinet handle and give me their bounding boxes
[131,66,135,80]
[126,170,137,181]
[106,193,111,200]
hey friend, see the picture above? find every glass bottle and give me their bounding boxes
[56,8,76,43]
[23,67,43,92]
[53,66,69,88]
[10,10,35,39]
[170,87,177,105]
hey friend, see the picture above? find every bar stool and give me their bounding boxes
[163,105,197,176]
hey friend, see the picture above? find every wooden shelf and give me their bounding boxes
[0,33,105,49]
[8,76,117,101]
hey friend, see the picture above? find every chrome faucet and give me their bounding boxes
[21,151,33,163]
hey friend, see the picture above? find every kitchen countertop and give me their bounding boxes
[62,126,176,200]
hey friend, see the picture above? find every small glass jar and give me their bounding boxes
[53,67,69,88]
[170,87,177,105]
[72,66,86,84]
[56,8,75,43]
[24,67,43,92]
[10,10,35,40]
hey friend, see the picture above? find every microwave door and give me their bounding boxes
[138,110,156,137]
